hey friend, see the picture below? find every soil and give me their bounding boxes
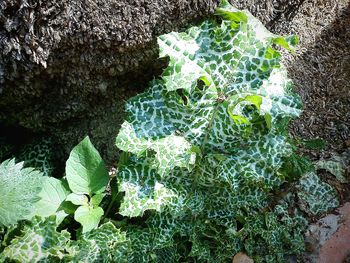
[277,0,350,159]
[275,0,350,203]
[273,2,350,261]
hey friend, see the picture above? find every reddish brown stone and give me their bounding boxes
[318,202,350,263]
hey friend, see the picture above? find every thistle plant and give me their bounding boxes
[0,1,341,263]
[114,1,306,261]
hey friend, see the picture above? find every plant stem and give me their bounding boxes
[101,193,120,222]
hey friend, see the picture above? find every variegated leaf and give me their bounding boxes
[297,172,339,215]
[1,216,70,262]
[66,222,128,262]
[114,1,306,262]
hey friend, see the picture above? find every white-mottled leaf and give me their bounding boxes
[297,172,339,215]
[67,222,128,262]
[315,156,347,183]
[116,122,196,177]
[118,161,178,217]
[115,11,301,216]
[113,2,306,261]
[2,216,70,262]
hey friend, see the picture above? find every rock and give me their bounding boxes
[305,213,340,255]
[304,202,350,263]
[232,252,254,263]
[0,0,309,162]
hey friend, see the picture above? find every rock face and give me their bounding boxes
[0,0,305,161]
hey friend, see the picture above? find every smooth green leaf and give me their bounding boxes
[302,138,326,150]
[281,154,313,180]
[74,205,104,233]
[215,4,248,23]
[33,177,70,218]
[66,136,109,196]
[55,210,69,225]
[59,200,78,215]
[66,192,89,206]
[264,113,272,129]
[91,193,105,207]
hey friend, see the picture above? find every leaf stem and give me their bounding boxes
[101,192,120,223]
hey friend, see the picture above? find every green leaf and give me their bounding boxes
[66,192,89,206]
[227,94,263,126]
[66,136,109,196]
[55,210,69,225]
[272,35,299,51]
[0,159,45,227]
[91,193,105,207]
[281,154,313,180]
[74,205,104,233]
[116,122,197,177]
[2,216,70,262]
[59,200,78,215]
[33,177,70,218]
[215,3,248,23]
[245,95,263,110]
[315,157,347,183]
[115,0,302,220]
[67,222,129,262]
[297,172,339,215]
[302,138,326,150]
[117,161,178,217]
[264,113,272,129]
[113,2,308,261]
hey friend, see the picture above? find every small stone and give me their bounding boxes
[108,67,116,76]
[232,252,254,263]
[97,82,108,93]
[345,139,350,148]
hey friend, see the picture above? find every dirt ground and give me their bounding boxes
[276,0,349,159]
[272,0,350,202]
[273,1,350,261]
